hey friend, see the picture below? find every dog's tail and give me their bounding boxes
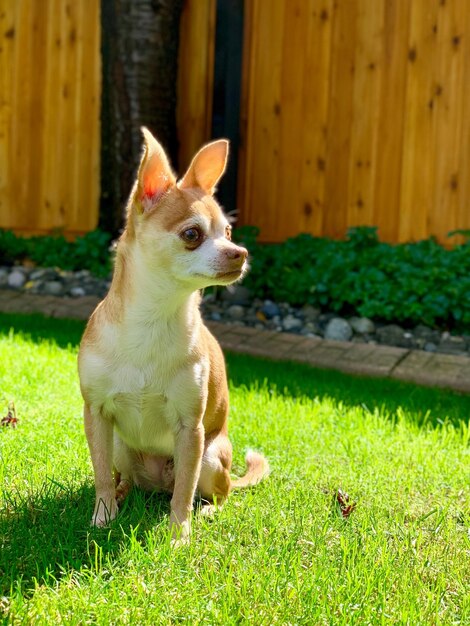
[231,450,270,490]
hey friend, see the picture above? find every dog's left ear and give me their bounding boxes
[135,127,176,212]
[178,139,229,195]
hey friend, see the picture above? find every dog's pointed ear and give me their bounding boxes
[134,127,176,212]
[178,139,229,194]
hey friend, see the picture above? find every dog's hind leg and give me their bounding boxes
[113,433,134,505]
[198,436,269,515]
[114,474,132,505]
[197,434,232,510]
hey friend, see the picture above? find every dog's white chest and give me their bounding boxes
[103,387,175,455]
[80,313,205,455]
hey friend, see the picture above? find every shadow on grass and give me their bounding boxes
[0,479,171,596]
[0,312,85,350]
[226,352,470,430]
[1,311,469,429]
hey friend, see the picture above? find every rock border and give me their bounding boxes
[0,289,469,393]
[1,265,469,358]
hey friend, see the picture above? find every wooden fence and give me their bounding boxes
[2,0,470,245]
[0,0,101,236]
[238,0,470,244]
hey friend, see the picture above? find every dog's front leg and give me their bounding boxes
[170,422,204,544]
[84,404,117,526]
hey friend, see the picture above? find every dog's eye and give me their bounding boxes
[181,227,203,246]
[225,226,232,241]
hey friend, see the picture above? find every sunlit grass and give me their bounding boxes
[0,313,469,625]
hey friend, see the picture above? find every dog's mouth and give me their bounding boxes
[215,270,244,280]
[193,269,244,285]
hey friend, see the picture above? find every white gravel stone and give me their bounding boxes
[301,304,321,320]
[282,315,303,331]
[227,304,245,320]
[43,281,64,295]
[70,286,86,297]
[324,317,353,342]
[8,270,26,289]
[349,316,375,334]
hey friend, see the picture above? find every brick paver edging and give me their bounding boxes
[1,291,469,393]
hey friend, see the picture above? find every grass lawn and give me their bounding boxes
[0,312,469,625]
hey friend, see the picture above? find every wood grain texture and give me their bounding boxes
[238,0,470,245]
[0,0,101,236]
[346,0,385,229]
[298,0,333,237]
[373,0,411,243]
[430,0,466,244]
[4,0,470,243]
[399,0,439,242]
[240,0,285,236]
[177,0,216,172]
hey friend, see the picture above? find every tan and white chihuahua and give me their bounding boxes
[78,128,269,542]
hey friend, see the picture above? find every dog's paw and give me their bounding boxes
[170,535,190,549]
[91,498,118,527]
[169,518,191,547]
[199,503,217,518]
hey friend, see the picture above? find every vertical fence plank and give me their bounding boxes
[177,0,216,172]
[323,0,357,240]
[298,0,333,238]
[41,0,59,231]
[373,0,411,242]
[241,0,285,239]
[26,0,49,230]
[0,1,17,227]
[456,2,470,244]
[429,0,466,244]
[82,0,101,233]
[276,0,311,239]
[399,1,440,242]
[10,0,34,228]
[72,0,86,230]
[52,0,78,232]
[346,0,385,230]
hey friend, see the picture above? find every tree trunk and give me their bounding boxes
[100,0,184,234]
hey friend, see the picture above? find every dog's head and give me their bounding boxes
[125,128,248,289]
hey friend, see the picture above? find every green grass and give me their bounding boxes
[0,312,469,625]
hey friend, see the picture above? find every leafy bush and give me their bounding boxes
[234,226,470,330]
[2,225,470,330]
[0,229,112,277]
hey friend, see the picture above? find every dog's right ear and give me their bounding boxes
[133,127,176,213]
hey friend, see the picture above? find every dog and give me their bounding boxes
[78,128,269,543]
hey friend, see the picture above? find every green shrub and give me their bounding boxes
[0,229,112,277]
[2,226,470,330]
[234,226,470,330]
